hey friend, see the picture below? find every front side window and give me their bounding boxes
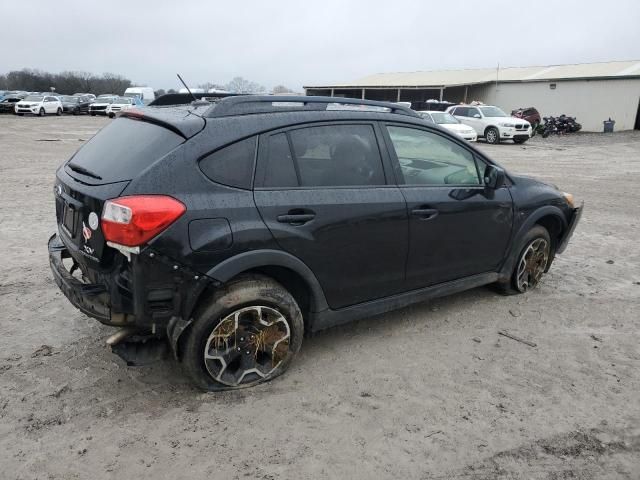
[386,126,480,186]
[199,136,257,189]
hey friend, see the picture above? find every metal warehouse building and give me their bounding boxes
[305,60,640,132]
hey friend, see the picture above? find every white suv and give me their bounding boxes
[446,104,531,144]
[15,94,63,116]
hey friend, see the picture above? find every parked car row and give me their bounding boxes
[0,90,143,117]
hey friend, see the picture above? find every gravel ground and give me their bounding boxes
[0,115,639,480]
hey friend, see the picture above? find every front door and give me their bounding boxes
[254,123,408,309]
[383,124,513,289]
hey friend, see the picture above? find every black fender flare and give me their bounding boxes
[499,205,568,280]
[205,249,329,313]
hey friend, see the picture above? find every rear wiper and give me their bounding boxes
[67,162,102,180]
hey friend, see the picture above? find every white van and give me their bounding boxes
[124,87,155,105]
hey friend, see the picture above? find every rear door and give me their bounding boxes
[382,124,513,289]
[254,122,408,309]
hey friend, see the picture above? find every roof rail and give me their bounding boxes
[149,92,239,107]
[204,95,420,118]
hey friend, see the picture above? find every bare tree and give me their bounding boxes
[272,85,294,94]
[225,77,265,94]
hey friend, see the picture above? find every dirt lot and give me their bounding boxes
[0,114,639,479]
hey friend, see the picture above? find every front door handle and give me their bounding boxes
[277,211,316,225]
[411,208,439,220]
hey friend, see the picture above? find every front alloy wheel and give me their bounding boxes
[515,237,550,292]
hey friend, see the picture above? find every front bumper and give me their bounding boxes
[499,126,531,139]
[556,203,583,254]
[15,107,40,114]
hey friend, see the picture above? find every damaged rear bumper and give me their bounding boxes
[556,203,583,254]
[48,233,111,323]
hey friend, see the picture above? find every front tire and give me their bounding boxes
[496,225,551,294]
[514,138,528,144]
[182,275,304,391]
[485,127,500,144]
[38,108,45,117]
[56,107,62,116]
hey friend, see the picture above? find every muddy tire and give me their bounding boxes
[182,275,304,391]
[485,126,500,144]
[496,225,551,295]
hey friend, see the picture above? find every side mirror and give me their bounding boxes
[473,113,481,118]
[484,165,505,189]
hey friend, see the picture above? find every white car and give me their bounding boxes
[446,104,531,144]
[89,96,117,116]
[106,97,136,118]
[419,111,477,141]
[14,95,63,116]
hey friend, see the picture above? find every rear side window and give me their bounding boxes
[66,118,184,183]
[262,133,298,188]
[199,136,257,189]
[289,125,385,187]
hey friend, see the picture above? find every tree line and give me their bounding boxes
[0,68,296,96]
[0,69,132,95]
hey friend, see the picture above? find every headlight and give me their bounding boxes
[500,122,515,128]
[562,192,575,208]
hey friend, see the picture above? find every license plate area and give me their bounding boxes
[62,203,77,237]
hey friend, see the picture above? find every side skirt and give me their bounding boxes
[310,272,499,332]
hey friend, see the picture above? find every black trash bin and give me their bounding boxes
[603,118,615,133]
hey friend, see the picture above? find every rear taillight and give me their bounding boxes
[101,195,186,247]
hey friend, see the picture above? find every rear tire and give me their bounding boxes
[495,225,551,295]
[182,275,304,391]
[485,127,500,144]
[56,107,62,116]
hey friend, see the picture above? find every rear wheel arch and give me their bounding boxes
[173,250,328,360]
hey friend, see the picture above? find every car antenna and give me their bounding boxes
[177,73,197,102]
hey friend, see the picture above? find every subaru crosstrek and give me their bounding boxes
[48,95,582,390]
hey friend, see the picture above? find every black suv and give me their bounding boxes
[48,96,582,390]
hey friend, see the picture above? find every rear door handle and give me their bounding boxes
[411,208,439,220]
[277,213,316,225]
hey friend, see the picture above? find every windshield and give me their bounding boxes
[115,97,133,104]
[430,112,460,125]
[97,98,115,103]
[24,95,44,102]
[124,92,140,97]
[479,106,508,117]
[61,96,78,103]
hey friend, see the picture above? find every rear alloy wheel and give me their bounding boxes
[485,127,500,144]
[38,108,45,117]
[182,275,304,390]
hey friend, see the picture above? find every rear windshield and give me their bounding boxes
[66,118,184,183]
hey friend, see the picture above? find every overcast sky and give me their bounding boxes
[3,0,639,91]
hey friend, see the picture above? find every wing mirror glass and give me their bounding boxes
[484,165,505,189]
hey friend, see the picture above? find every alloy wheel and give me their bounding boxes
[203,306,291,387]
[516,238,549,292]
